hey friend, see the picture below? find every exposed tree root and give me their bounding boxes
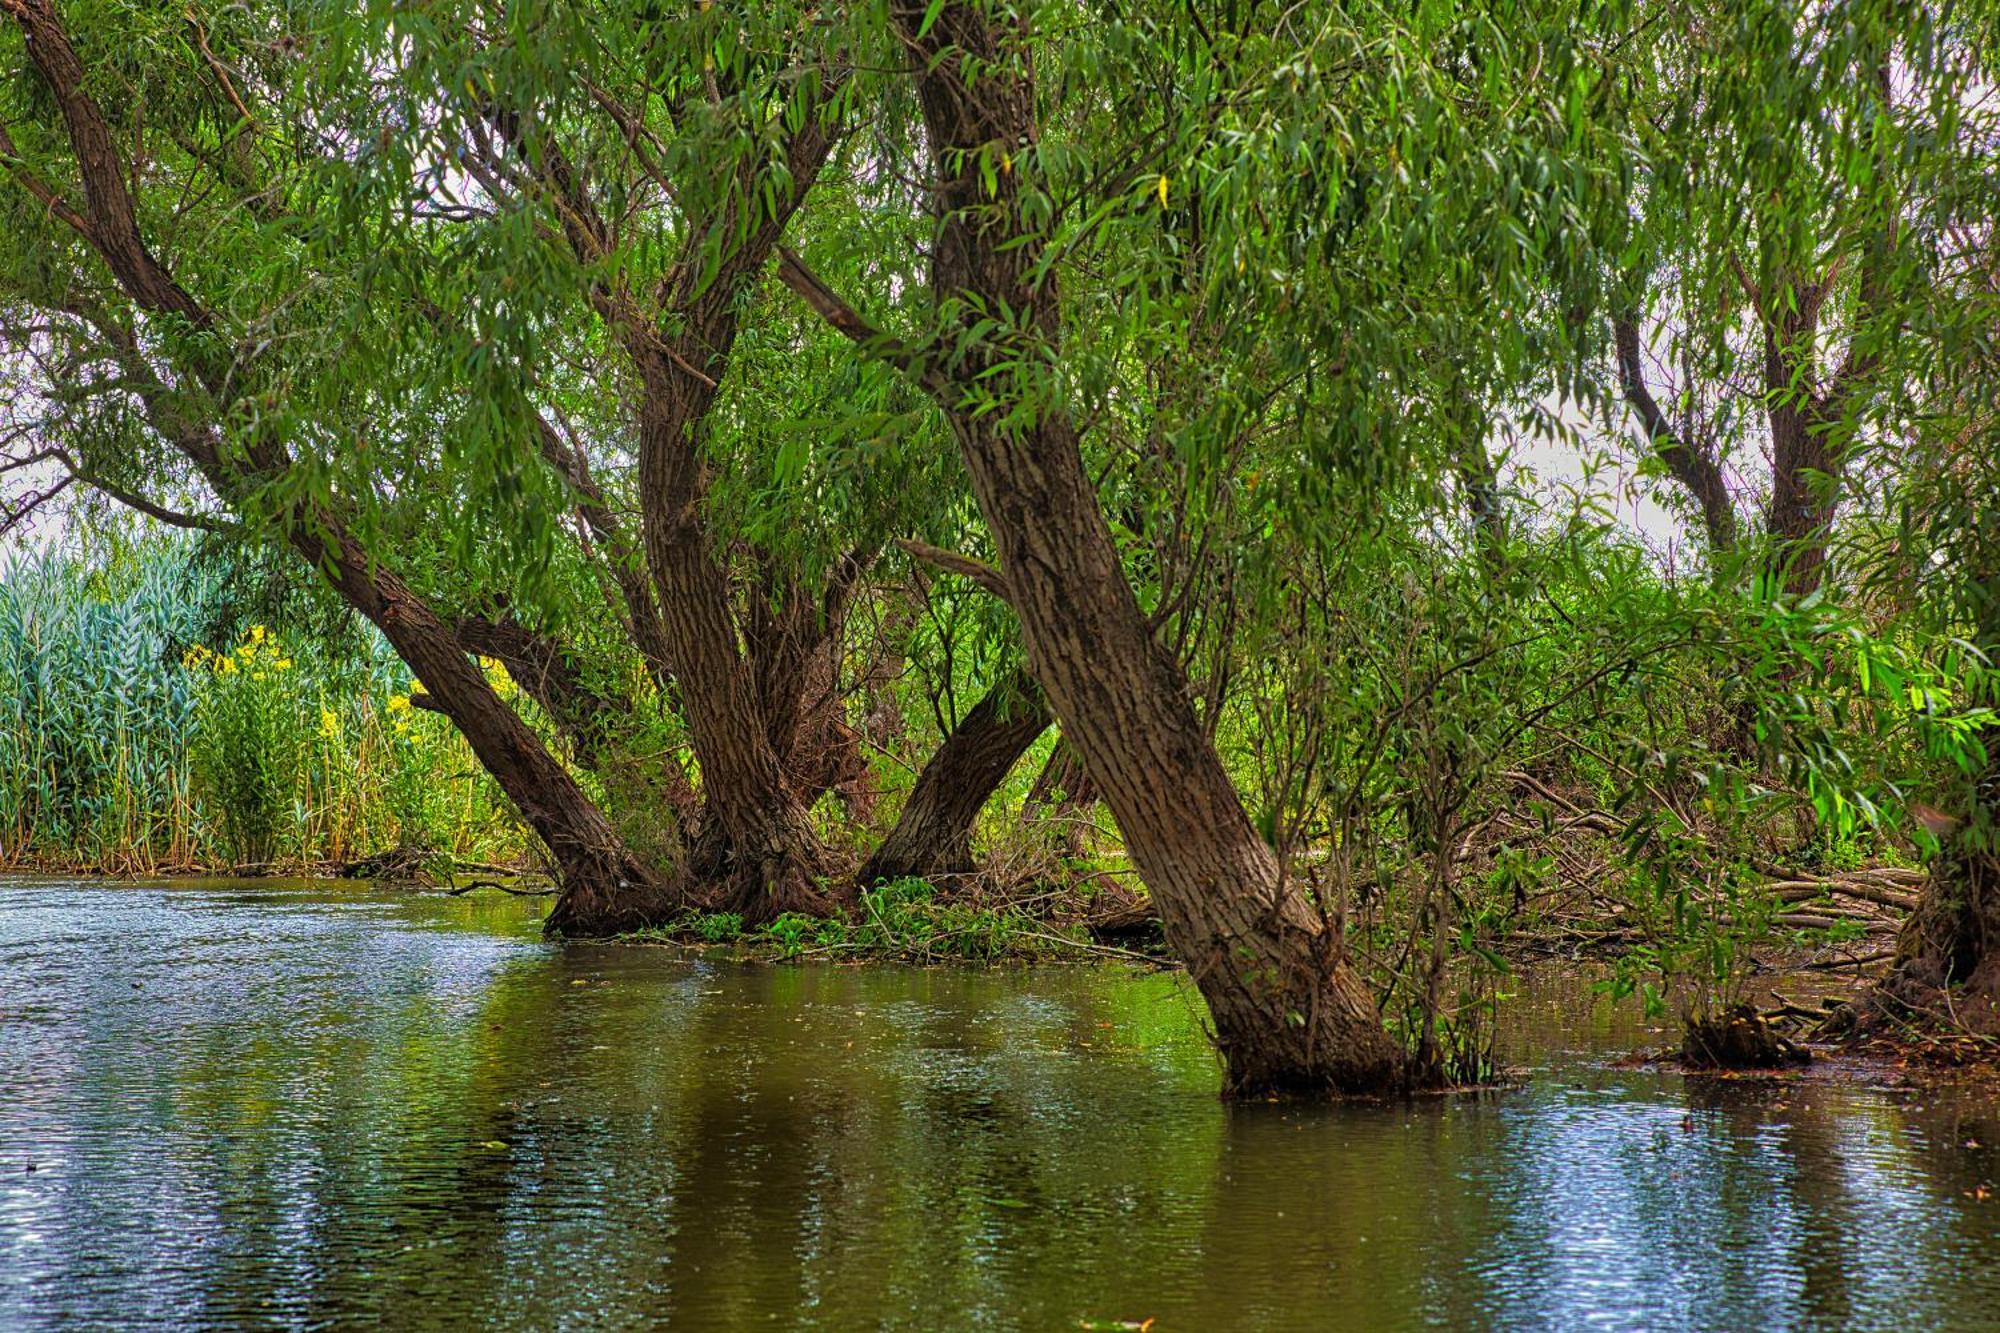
[542,848,684,937]
[1682,1003,1811,1069]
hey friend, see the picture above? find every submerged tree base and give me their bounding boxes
[1682,1004,1812,1070]
[541,848,684,938]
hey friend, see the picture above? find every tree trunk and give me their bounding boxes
[1025,737,1098,857]
[888,0,1405,1096]
[1875,854,2000,1030]
[453,614,621,768]
[745,561,876,819]
[634,406,838,922]
[860,669,1049,884]
[782,643,876,819]
[610,119,845,924]
[1764,393,1841,598]
[454,612,702,858]
[305,534,679,935]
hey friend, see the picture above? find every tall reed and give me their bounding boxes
[0,543,529,873]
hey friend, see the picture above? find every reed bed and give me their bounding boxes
[0,544,528,875]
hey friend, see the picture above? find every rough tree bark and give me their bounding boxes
[1762,314,1847,599]
[780,641,875,818]
[787,0,1407,1094]
[859,669,1050,884]
[481,79,855,921]
[746,556,876,817]
[3,0,672,934]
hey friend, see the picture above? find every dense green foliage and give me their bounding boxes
[0,0,1995,1078]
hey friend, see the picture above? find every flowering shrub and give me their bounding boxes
[1,547,532,874]
[186,626,301,864]
[179,626,528,869]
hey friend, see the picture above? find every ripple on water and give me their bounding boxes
[0,878,1997,1331]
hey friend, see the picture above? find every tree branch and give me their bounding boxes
[55,448,233,532]
[895,537,1012,604]
[774,245,952,397]
[1612,314,1737,552]
[0,115,99,244]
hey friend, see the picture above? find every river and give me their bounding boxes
[1,877,1996,1329]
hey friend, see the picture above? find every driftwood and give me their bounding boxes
[443,878,555,897]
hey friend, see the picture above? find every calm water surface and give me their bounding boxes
[1,877,1997,1330]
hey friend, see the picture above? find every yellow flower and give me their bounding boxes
[319,708,339,739]
[387,694,411,713]
[479,655,517,698]
[251,671,267,681]
[250,624,267,644]
[275,658,293,671]
[1156,174,1170,208]
[218,657,236,675]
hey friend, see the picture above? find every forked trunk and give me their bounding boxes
[859,670,1049,885]
[643,530,838,923]
[891,0,1406,1096]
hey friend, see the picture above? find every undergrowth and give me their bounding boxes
[631,877,1101,964]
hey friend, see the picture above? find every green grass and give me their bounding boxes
[637,878,1099,964]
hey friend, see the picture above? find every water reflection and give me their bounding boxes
[0,879,1995,1330]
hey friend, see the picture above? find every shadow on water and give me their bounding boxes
[1,877,1997,1330]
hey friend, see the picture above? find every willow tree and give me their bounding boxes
[776,0,1628,1093]
[1605,0,1950,590]
[0,0,673,928]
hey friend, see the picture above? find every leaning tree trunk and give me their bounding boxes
[453,614,698,804]
[886,0,1405,1096]
[859,670,1049,885]
[307,534,678,936]
[1612,311,1739,558]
